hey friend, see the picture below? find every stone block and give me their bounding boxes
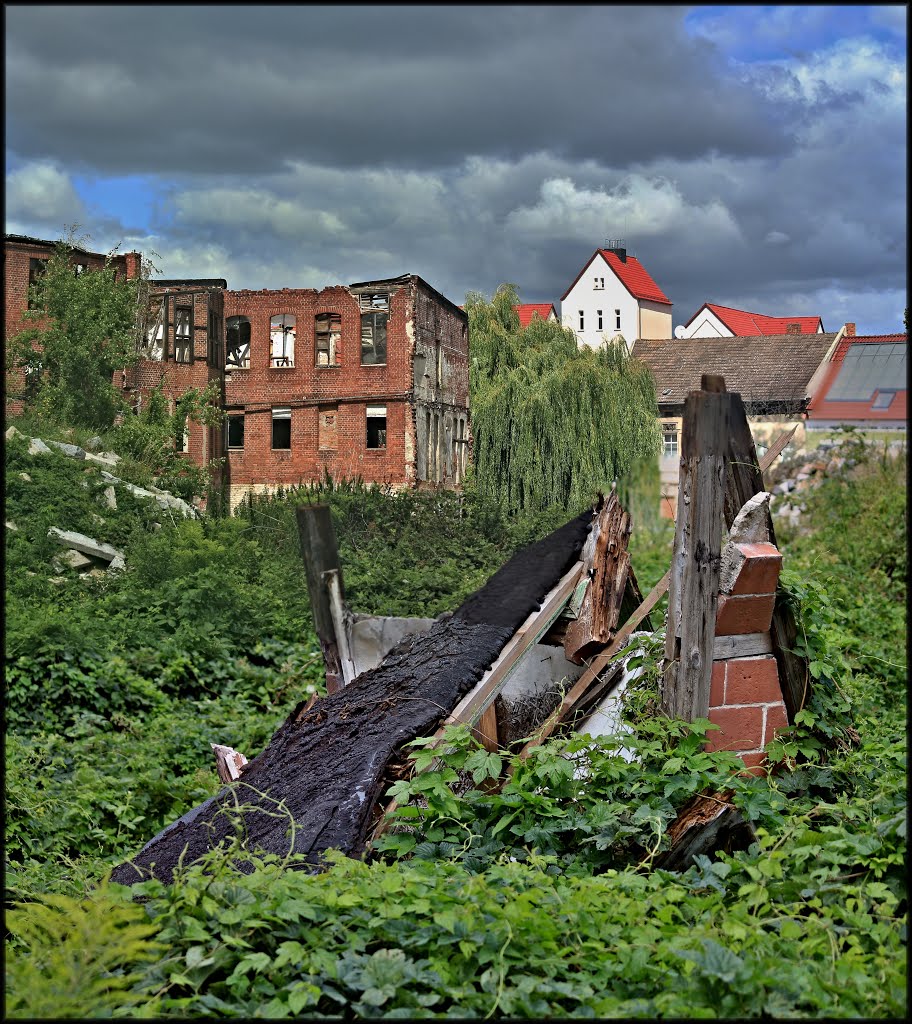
[6,425,24,441]
[724,655,782,705]
[101,486,117,510]
[47,527,124,564]
[18,472,32,482]
[84,452,120,469]
[28,438,51,455]
[46,440,86,459]
[54,548,95,571]
[715,594,775,636]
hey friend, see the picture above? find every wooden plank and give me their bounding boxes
[471,702,499,753]
[662,382,731,721]
[443,561,585,727]
[296,505,344,694]
[564,491,632,664]
[712,631,773,661]
[517,567,671,760]
[370,561,584,840]
[324,569,355,686]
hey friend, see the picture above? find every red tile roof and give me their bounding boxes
[560,250,672,305]
[687,303,823,335]
[514,303,557,328]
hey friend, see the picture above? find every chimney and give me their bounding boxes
[124,251,143,280]
[845,322,856,336]
[605,238,627,262]
[786,322,801,335]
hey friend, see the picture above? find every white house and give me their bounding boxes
[679,302,825,338]
[560,243,672,350]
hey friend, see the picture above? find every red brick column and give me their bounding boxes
[705,541,789,774]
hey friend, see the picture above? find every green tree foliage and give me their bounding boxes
[466,284,661,514]
[7,230,149,428]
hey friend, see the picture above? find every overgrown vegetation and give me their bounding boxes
[466,284,661,514]
[4,417,906,1018]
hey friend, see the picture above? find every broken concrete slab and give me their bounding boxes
[52,549,95,572]
[84,451,121,469]
[46,440,86,459]
[47,527,125,565]
[28,438,52,456]
[6,425,24,441]
[107,555,126,572]
[18,472,32,482]
[6,520,18,531]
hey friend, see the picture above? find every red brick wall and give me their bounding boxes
[222,277,469,499]
[706,541,789,774]
[122,284,225,484]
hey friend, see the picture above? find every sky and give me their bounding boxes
[5,4,907,335]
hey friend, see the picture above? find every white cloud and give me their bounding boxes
[504,175,743,246]
[5,161,85,225]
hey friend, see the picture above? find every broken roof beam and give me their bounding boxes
[563,490,633,665]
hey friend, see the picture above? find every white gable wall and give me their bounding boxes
[561,253,640,350]
[680,308,734,338]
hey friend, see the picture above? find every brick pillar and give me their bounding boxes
[706,541,789,774]
[124,251,143,280]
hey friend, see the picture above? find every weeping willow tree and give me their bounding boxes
[466,283,661,515]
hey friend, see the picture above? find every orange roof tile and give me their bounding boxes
[514,303,557,328]
[690,303,823,335]
[561,250,671,305]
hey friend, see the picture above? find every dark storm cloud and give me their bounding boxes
[6,5,794,175]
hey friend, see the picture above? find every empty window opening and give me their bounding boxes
[578,311,584,332]
[174,306,192,363]
[270,314,296,367]
[319,405,338,450]
[597,310,603,332]
[226,316,251,368]
[272,407,292,450]
[226,414,245,450]
[361,311,388,364]
[615,309,621,331]
[207,308,221,366]
[366,405,387,449]
[360,292,390,312]
[176,422,190,453]
[141,300,165,361]
[28,258,48,309]
[315,313,341,366]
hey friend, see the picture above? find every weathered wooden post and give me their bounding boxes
[662,374,732,720]
[296,504,347,694]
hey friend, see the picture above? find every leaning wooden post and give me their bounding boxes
[662,374,732,721]
[296,504,344,694]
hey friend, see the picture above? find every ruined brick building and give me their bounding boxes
[5,235,471,508]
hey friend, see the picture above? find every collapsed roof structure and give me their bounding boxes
[111,377,811,886]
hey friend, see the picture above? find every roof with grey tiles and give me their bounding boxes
[631,333,839,414]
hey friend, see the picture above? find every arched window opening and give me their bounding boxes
[226,316,251,368]
[270,314,296,368]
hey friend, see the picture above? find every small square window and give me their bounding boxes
[272,407,292,450]
[615,309,622,331]
[662,422,678,456]
[578,310,584,332]
[597,310,603,331]
[871,390,896,410]
[366,405,387,449]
